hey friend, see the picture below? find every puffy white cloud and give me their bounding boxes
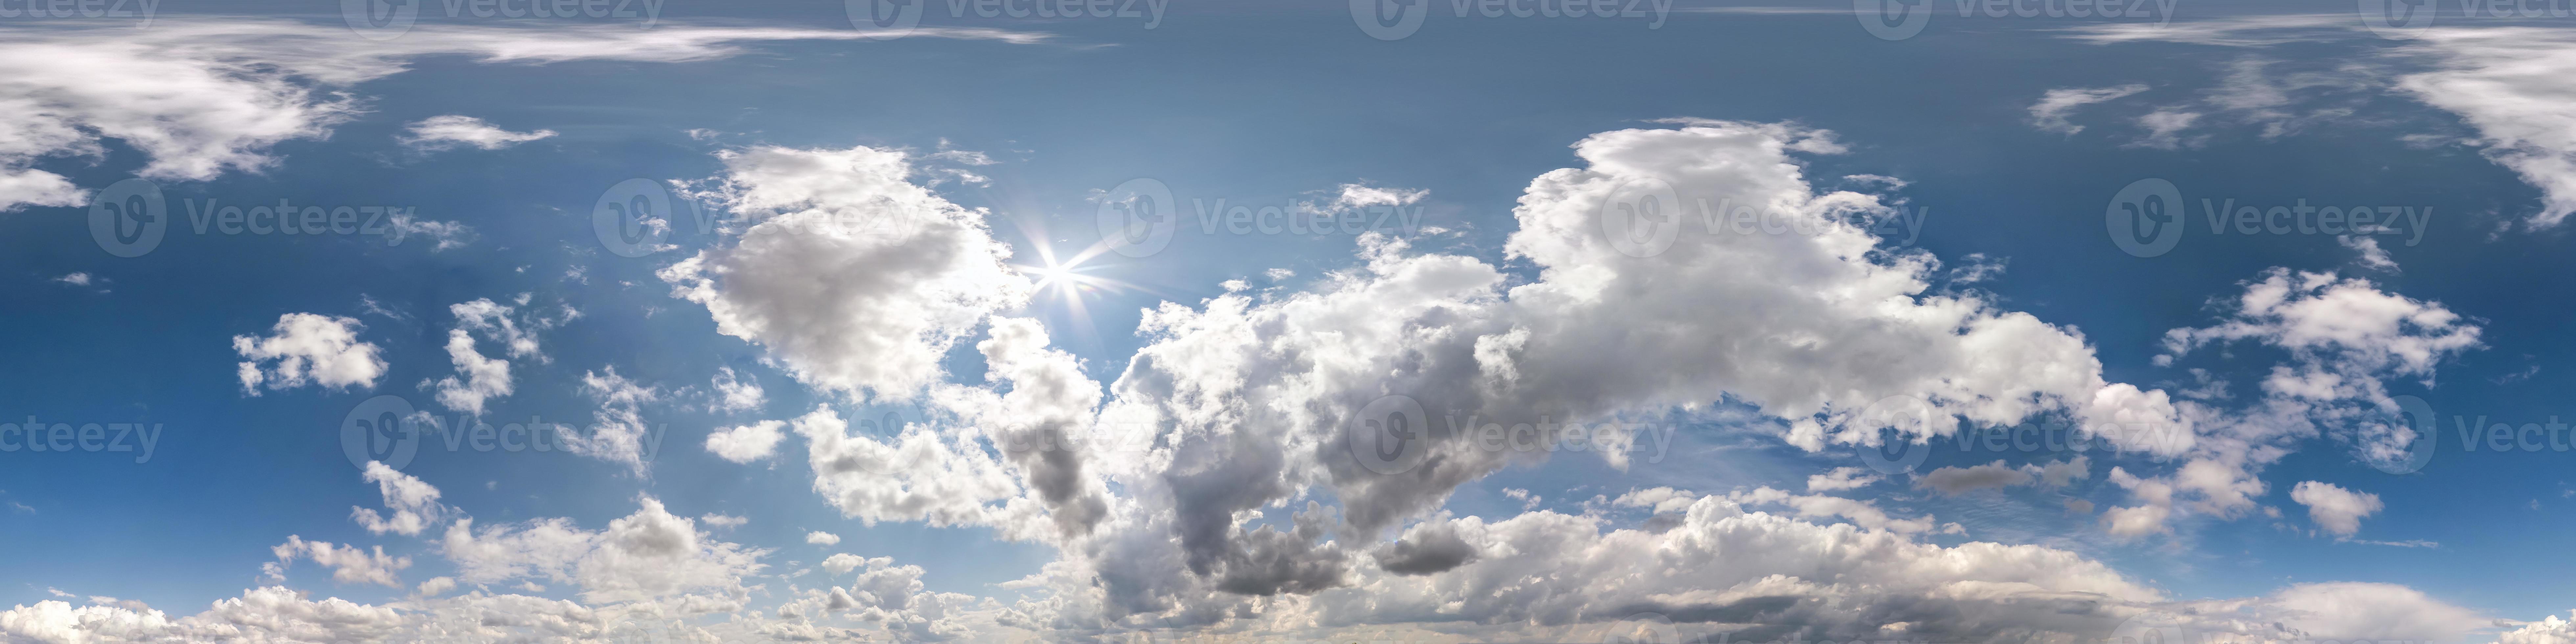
[566,367,663,474]
[705,419,787,464]
[807,531,841,546]
[0,18,1049,211]
[351,460,449,536]
[232,312,387,395]
[659,145,1031,400]
[426,298,568,415]
[2289,480,2384,536]
[440,496,767,606]
[2029,84,2148,134]
[397,114,554,151]
[2504,612,2576,644]
[710,366,766,413]
[268,535,411,587]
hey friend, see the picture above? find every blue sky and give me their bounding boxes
[5,1,2576,642]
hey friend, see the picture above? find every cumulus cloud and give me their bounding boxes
[426,298,568,415]
[2289,480,2384,536]
[705,419,787,464]
[709,366,765,413]
[398,115,554,151]
[806,531,841,546]
[233,313,387,395]
[658,145,1031,400]
[268,536,411,587]
[351,461,449,536]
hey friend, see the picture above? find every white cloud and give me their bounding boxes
[658,145,1031,400]
[2289,480,2384,536]
[2341,234,2399,271]
[233,312,388,395]
[806,531,841,546]
[269,536,411,587]
[1327,182,1427,211]
[2028,84,2148,134]
[0,18,1050,211]
[2396,27,2576,228]
[2504,612,2576,644]
[1805,466,1881,492]
[709,366,765,413]
[704,419,787,464]
[398,115,554,151]
[351,461,449,537]
[568,367,662,474]
[2129,108,2204,149]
